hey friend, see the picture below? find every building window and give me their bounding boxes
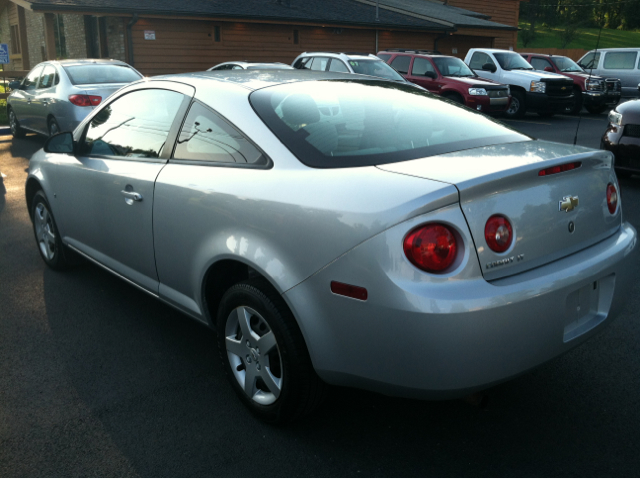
[54,14,67,58]
[9,25,21,54]
[293,29,299,44]
[213,26,221,42]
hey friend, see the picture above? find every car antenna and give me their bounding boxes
[573,14,604,146]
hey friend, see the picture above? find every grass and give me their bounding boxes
[0,83,7,125]
[517,21,640,50]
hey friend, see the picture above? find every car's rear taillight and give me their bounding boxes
[485,215,513,253]
[538,162,582,176]
[607,183,618,214]
[403,224,457,273]
[68,94,102,107]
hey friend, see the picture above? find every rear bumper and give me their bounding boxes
[526,92,574,112]
[285,208,637,400]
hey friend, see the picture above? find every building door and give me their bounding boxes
[84,16,108,58]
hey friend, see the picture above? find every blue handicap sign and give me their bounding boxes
[0,44,9,64]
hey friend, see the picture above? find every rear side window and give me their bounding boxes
[38,65,57,89]
[250,80,528,168]
[173,102,267,165]
[63,64,142,85]
[390,55,411,74]
[310,57,330,71]
[81,89,184,159]
[603,52,637,69]
[377,53,392,62]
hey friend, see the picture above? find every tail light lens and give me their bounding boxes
[68,94,102,107]
[538,161,582,176]
[607,183,618,214]
[485,215,513,253]
[403,224,457,273]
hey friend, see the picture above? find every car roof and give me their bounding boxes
[468,48,518,53]
[212,61,292,68]
[584,47,640,52]
[51,59,130,66]
[298,52,380,61]
[152,69,391,92]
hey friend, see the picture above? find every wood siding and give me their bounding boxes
[132,19,381,75]
[377,30,437,52]
[438,34,493,59]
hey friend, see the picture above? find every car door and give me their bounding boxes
[11,65,44,130]
[328,58,350,73]
[601,50,638,96]
[52,83,193,293]
[389,55,412,80]
[309,57,330,71]
[407,57,440,93]
[468,51,499,82]
[30,64,58,134]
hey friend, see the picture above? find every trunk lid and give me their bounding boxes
[76,83,129,106]
[378,141,621,280]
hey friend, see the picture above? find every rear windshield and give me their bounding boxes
[63,64,142,85]
[250,80,529,168]
[347,60,405,81]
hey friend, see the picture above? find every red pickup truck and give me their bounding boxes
[377,49,511,114]
[520,53,621,114]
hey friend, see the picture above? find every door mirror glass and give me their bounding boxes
[8,80,21,91]
[481,62,497,73]
[44,132,74,154]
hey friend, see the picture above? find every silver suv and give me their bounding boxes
[292,52,407,82]
[578,48,640,98]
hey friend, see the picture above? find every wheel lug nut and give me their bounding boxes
[246,355,251,363]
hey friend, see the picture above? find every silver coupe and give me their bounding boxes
[26,70,637,423]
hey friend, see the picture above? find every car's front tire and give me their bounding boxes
[217,278,326,423]
[505,90,526,118]
[8,107,26,138]
[31,191,69,270]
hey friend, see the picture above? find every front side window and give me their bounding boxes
[39,65,57,89]
[554,56,583,72]
[603,51,637,70]
[530,57,553,71]
[469,52,491,70]
[579,52,600,69]
[494,52,533,71]
[390,55,411,74]
[63,64,142,85]
[433,57,475,77]
[80,89,184,159]
[294,57,312,69]
[250,80,528,168]
[173,102,267,165]
[23,66,43,91]
[328,59,350,73]
[411,57,437,77]
[348,60,405,81]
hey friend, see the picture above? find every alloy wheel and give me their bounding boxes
[9,110,17,135]
[48,120,59,136]
[34,202,57,261]
[225,305,283,405]
[507,97,520,116]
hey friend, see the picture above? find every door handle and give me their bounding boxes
[121,190,143,202]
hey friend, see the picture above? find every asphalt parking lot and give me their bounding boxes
[1,111,639,477]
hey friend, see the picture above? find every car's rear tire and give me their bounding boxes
[8,108,26,138]
[505,90,526,119]
[217,278,326,424]
[31,191,69,270]
[48,117,60,137]
[586,105,607,115]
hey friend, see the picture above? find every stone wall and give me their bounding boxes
[106,17,126,61]
[63,14,87,58]
[25,9,45,67]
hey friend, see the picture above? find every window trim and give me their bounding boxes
[77,87,192,163]
[169,99,273,170]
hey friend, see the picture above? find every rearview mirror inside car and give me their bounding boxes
[44,132,74,154]
[481,63,497,73]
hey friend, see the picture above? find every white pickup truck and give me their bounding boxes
[465,48,574,118]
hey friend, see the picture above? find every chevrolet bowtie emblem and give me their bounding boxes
[561,86,567,90]
[559,195,579,213]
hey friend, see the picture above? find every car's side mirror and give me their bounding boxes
[637,83,640,92]
[8,80,21,91]
[424,71,437,79]
[544,66,554,72]
[481,63,497,73]
[44,132,74,154]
